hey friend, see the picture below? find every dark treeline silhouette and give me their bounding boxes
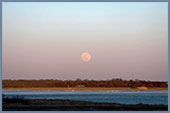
[2,79,168,88]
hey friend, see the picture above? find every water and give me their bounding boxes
[3,90,168,105]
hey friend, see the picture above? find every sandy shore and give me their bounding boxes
[3,87,168,91]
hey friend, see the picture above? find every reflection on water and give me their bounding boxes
[2,90,168,105]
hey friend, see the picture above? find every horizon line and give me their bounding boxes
[2,78,168,82]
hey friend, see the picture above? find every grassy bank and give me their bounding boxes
[3,98,168,111]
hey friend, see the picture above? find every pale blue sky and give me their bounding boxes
[2,2,168,81]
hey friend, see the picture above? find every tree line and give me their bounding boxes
[2,79,168,88]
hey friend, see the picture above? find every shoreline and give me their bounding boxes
[3,87,168,91]
[3,98,168,111]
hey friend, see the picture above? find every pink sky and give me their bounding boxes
[2,2,168,81]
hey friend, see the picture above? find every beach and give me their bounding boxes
[3,87,168,91]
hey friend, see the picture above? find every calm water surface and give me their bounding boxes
[3,90,168,105]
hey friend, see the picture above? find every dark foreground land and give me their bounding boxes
[3,97,168,111]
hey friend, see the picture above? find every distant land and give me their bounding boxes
[2,79,168,91]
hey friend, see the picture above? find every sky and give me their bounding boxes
[2,2,168,81]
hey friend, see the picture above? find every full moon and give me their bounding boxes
[81,52,91,62]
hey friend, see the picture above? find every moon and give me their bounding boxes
[81,52,91,62]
